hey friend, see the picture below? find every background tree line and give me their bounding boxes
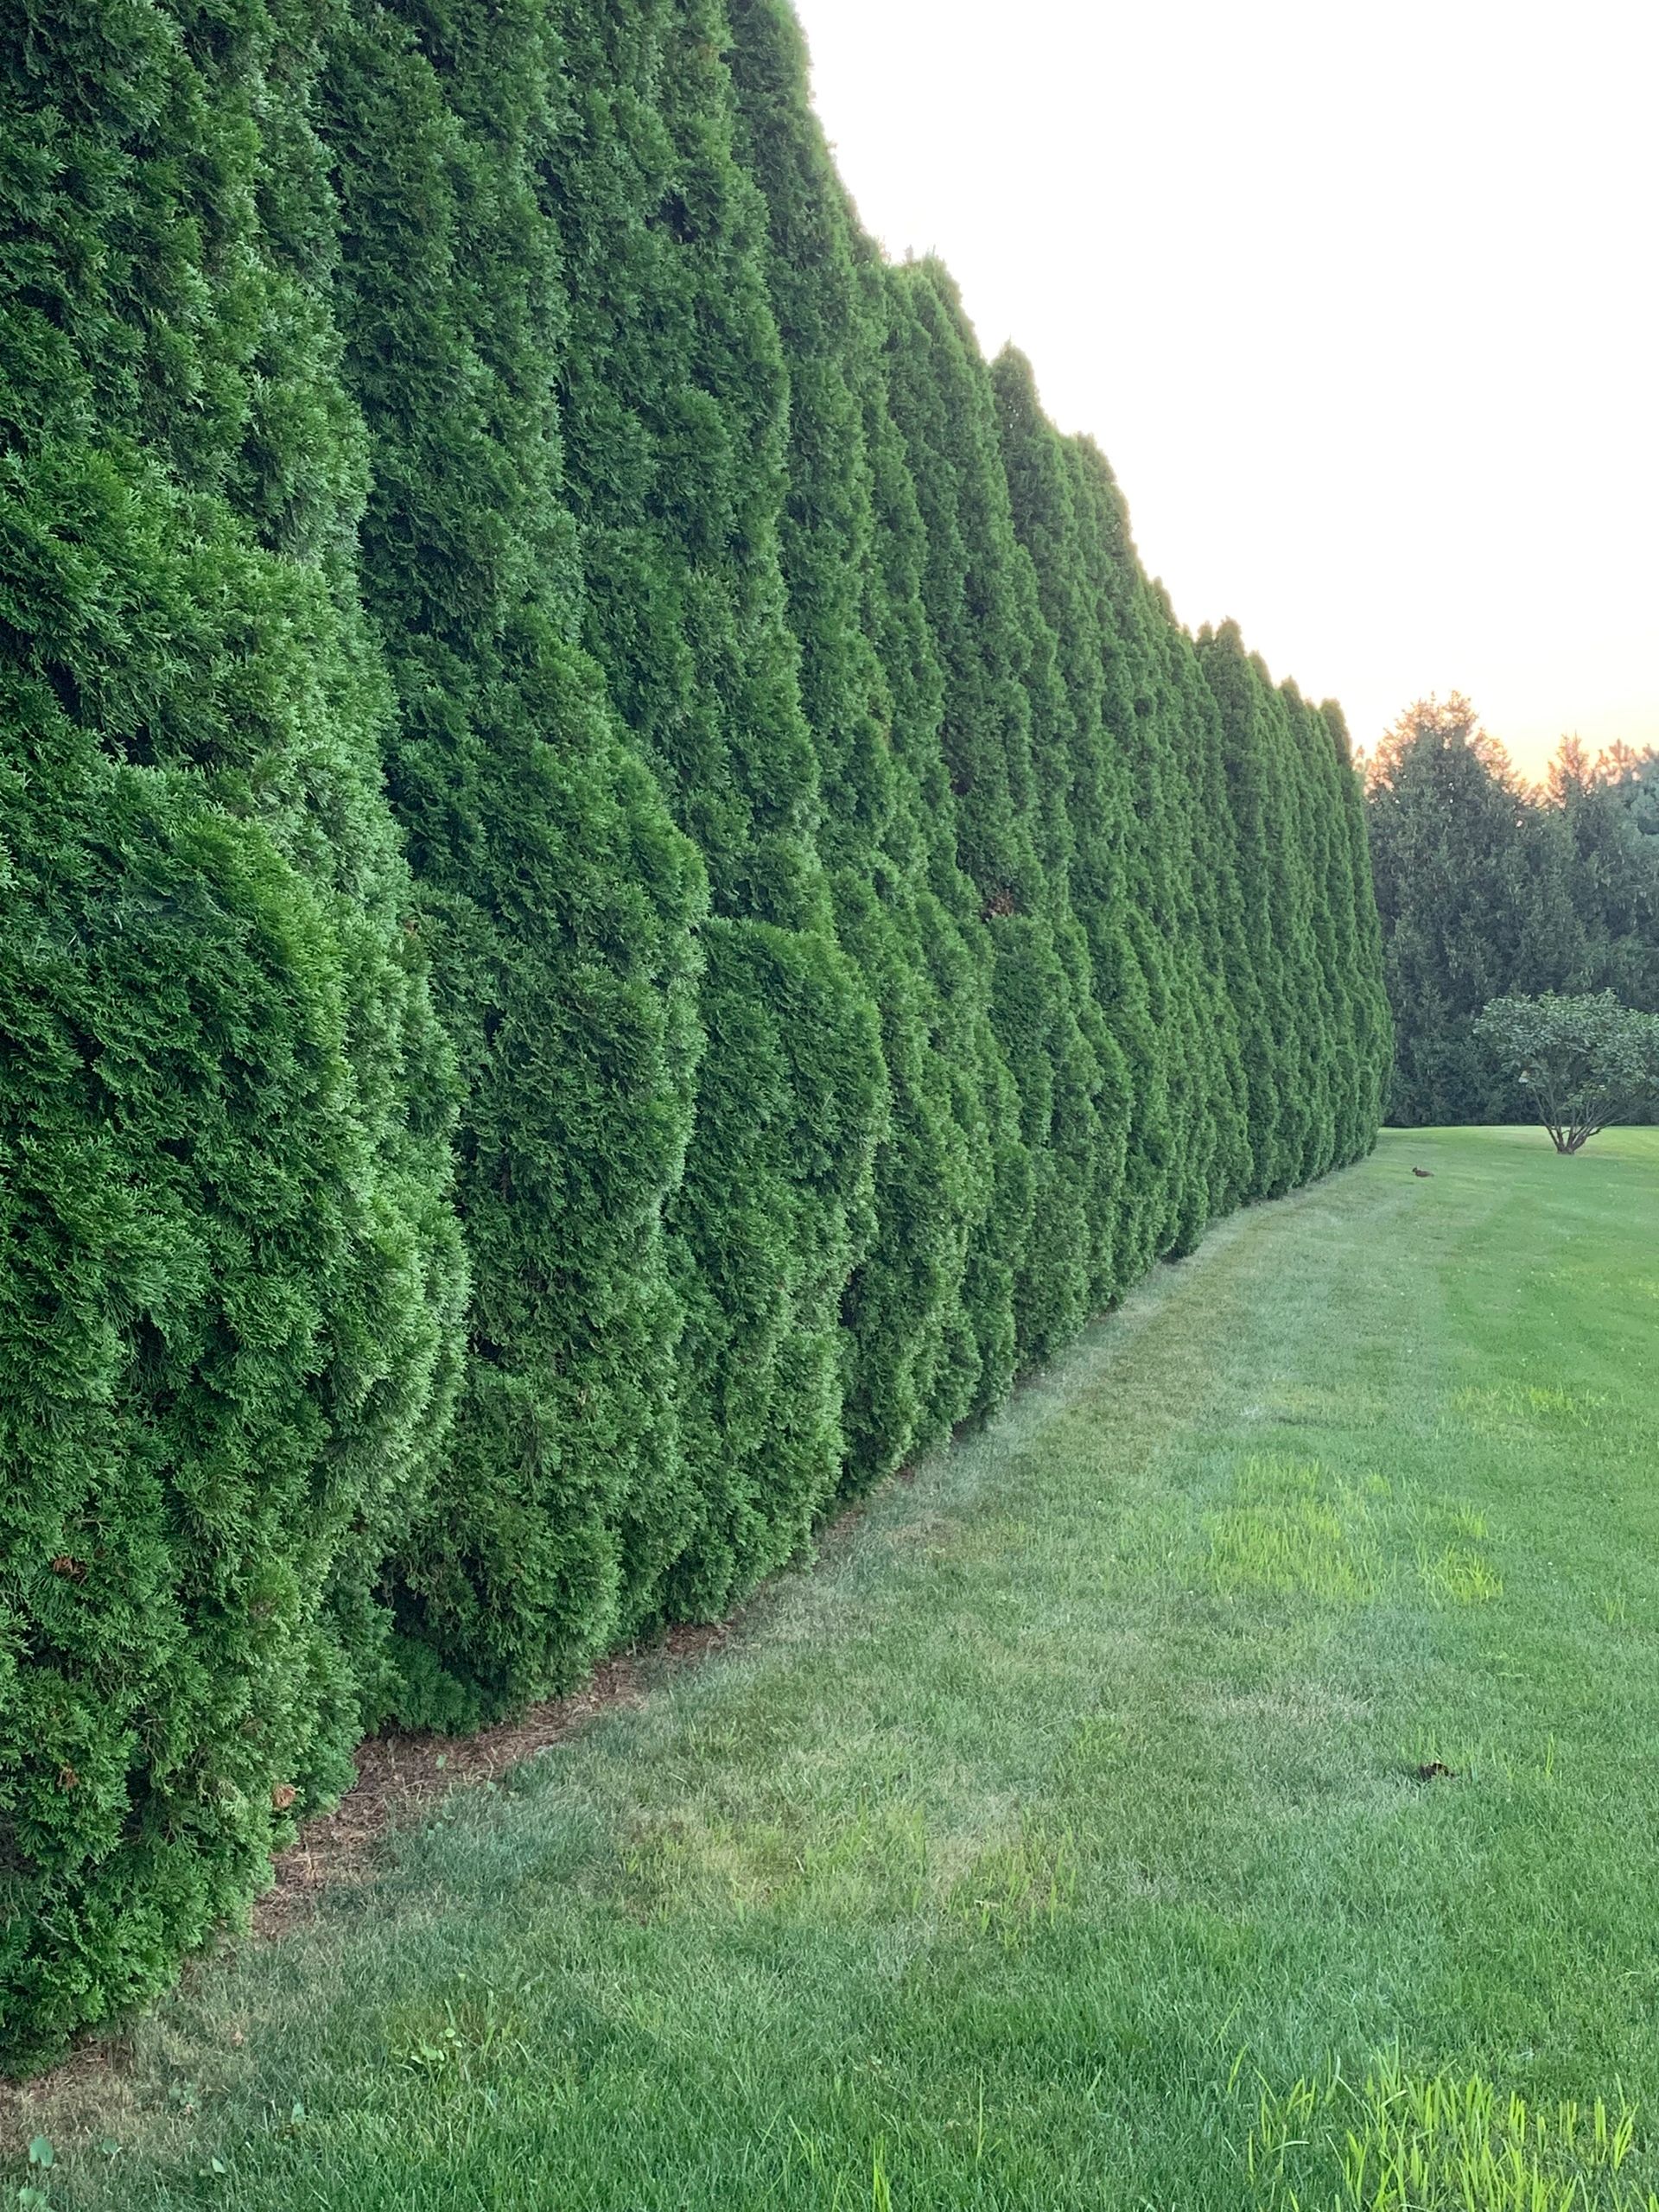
[1364,697,1659,1124]
[0,0,1388,2066]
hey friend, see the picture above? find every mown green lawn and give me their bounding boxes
[11,1127,1659,2210]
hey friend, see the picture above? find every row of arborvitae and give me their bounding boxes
[0,0,1389,2070]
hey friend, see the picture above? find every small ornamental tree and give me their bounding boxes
[1474,992,1659,1153]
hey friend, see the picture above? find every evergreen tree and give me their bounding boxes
[1254,675,1327,1179]
[1139,593,1229,1253]
[1057,439,1170,1272]
[1155,619,1255,1223]
[983,369,1105,1351]
[1547,741,1659,1013]
[1196,625,1292,1192]
[543,0,883,1616]
[724,0,983,1486]
[1279,682,1344,1180]
[856,272,998,1444]
[882,265,1101,1395]
[1319,697,1394,1157]
[991,351,1133,1304]
[1300,690,1367,1166]
[0,0,462,2063]
[316,0,706,1725]
[1064,441,1213,1260]
[1605,747,1659,841]
[1366,697,1585,1122]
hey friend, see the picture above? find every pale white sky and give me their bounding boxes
[789,0,1658,775]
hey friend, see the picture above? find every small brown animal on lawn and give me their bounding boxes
[1412,1166,1433,1178]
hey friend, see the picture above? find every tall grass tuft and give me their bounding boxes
[1246,2052,1656,2210]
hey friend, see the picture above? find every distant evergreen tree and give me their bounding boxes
[1605,747,1659,841]
[1163,623,1253,1220]
[1366,697,1585,1123]
[1281,683,1344,1181]
[316,0,706,1726]
[1256,677,1330,1180]
[1547,741,1659,1013]
[1320,697,1395,1154]
[0,0,462,2062]
[1197,626,1294,1192]
[1198,630,1389,1179]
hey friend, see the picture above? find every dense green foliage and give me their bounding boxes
[315,0,704,1727]
[1475,991,1659,1152]
[724,0,987,1485]
[1546,741,1659,1012]
[0,0,1384,2068]
[543,0,886,1630]
[1366,698,1659,1123]
[0,0,465,2067]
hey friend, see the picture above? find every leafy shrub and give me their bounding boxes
[1476,990,1659,1152]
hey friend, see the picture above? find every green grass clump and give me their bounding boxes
[1248,2053,1656,2209]
[1205,1456,1382,1602]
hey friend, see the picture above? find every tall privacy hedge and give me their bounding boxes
[0,0,1388,2069]
[315,0,705,1727]
[0,0,465,2065]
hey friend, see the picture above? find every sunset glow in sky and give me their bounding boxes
[787,0,1658,774]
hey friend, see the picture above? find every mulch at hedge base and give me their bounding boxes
[255,1621,734,1936]
[0,1618,733,2140]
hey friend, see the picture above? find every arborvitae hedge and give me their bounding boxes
[988,355,1128,1307]
[0,0,463,2065]
[543,0,884,1621]
[1,0,1386,2069]
[315,0,704,1726]
[884,265,1066,1408]
[724,0,982,1489]
[855,258,998,1453]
